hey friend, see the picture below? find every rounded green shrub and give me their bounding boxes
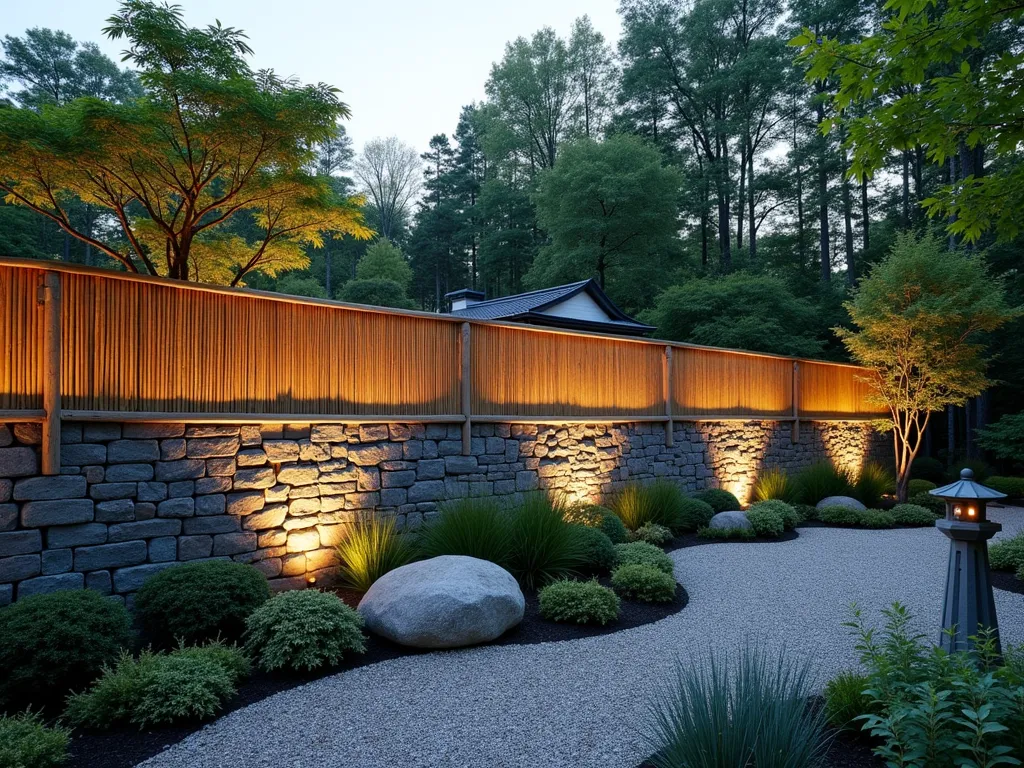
[908,491,945,517]
[599,511,629,544]
[745,506,785,538]
[610,564,677,603]
[0,589,134,711]
[989,532,1024,572]
[614,541,674,575]
[748,500,799,530]
[629,522,674,546]
[537,579,620,625]
[171,640,251,684]
[860,510,895,529]
[1017,563,1024,583]
[889,504,938,527]
[908,478,937,496]
[134,560,270,647]
[946,459,992,483]
[824,671,872,729]
[817,505,864,527]
[987,476,1024,498]
[564,505,629,544]
[135,653,236,728]
[910,456,946,484]
[676,498,716,532]
[0,711,69,768]
[793,503,818,522]
[693,488,742,513]
[244,590,367,673]
[570,524,618,573]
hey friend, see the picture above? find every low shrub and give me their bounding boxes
[1017,563,1024,583]
[614,542,674,575]
[907,478,937,496]
[945,458,992,482]
[693,488,742,513]
[853,462,895,508]
[989,531,1024,572]
[134,654,235,729]
[610,481,685,531]
[910,456,945,484]
[889,504,938,527]
[860,510,895,529]
[676,498,716,532]
[824,671,872,730]
[793,461,853,505]
[629,522,674,546]
[134,560,270,647]
[751,467,797,504]
[537,579,620,625]
[748,500,799,530]
[508,495,586,589]
[417,498,511,566]
[570,524,618,573]
[745,506,785,538]
[644,643,830,768]
[335,515,417,592]
[0,711,69,768]
[817,506,894,529]
[794,503,818,522]
[564,503,630,543]
[908,491,945,516]
[598,509,629,544]
[0,589,134,711]
[987,475,1024,498]
[610,564,676,603]
[697,526,756,541]
[171,639,251,684]
[244,590,367,673]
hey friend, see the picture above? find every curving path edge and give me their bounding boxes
[140,509,1024,768]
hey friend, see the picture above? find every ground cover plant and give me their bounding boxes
[748,499,800,529]
[243,590,367,673]
[888,503,938,526]
[0,588,134,711]
[0,711,69,768]
[629,522,674,545]
[697,526,756,540]
[693,488,742,513]
[988,476,1024,498]
[335,516,417,592]
[610,564,676,603]
[537,579,621,625]
[134,560,270,646]
[614,542,674,574]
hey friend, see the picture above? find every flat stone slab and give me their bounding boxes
[709,510,752,530]
[358,555,524,649]
[816,495,866,510]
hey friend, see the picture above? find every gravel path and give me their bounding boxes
[140,508,1024,768]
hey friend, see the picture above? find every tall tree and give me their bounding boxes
[568,16,615,139]
[353,136,421,241]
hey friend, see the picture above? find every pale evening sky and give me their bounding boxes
[1,0,623,155]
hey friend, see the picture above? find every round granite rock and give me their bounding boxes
[708,510,752,530]
[816,496,866,511]
[358,555,525,649]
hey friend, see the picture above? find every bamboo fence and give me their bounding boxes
[0,259,885,473]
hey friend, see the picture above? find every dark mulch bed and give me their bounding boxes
[993,569,1024,596]
[66,582,688,768]
[666,528,800,552]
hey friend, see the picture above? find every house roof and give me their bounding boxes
[447,279,655,336]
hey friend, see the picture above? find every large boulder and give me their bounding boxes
[816,496,866,511]
[709,510,752,530]
[358,555,525,649]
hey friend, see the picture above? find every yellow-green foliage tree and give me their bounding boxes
[839,233,1017,500]
[0,1,371,284]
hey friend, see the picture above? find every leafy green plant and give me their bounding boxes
[507,495,586,589]
[537,579,620,625]
[794,503,818,522]
[909,491,946,516]
[570,524,618,573]
[889,504,938,527]
[824,671,872,730]
[614,542,674,575]
[417,498,511,566]
[599,511,630,544]
[989,531,1024,572]
[243,590,367,673]
[676,498,716,532]
[794,461,853,504]
[563,503,630,543]
[629,522,674,546]
[847,603,1024,767]
[946,459,993,483]
[0,589,134,711]
[134,560,270,646]
[752,467,798,503]
[697,526,757,540]
[745,506,785,538]
[610,481,685,531]
[988,476,1024,498]
[818,506,894,529]
[908,478,938,496]
[910,456,947,485]
[335,515,417,592]
[977,413,1024,462]
[860,510,895,529]
[644,643,831,768]
[748,500,799,530]
[610,564,677,603]
[693,488,742,513]
[134,653,236,729]
[0,711,69,768]
[853,462,895,508]
[171,639,250,684]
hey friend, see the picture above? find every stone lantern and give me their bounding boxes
[930,468,1007,654]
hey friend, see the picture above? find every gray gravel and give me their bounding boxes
[140,508,1024,768]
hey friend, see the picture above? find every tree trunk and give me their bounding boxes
[902,151,910,226]
[840,130,855,285]
[325,250,332,298]
[860,176,869,255]
[748,142,756,261]
[737,137,746,253]
[816,87,829,283]
[947,404,956,466]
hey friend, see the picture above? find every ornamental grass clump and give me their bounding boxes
[610,480,685,531]
[752,467,798,504]
[824,671,873,730]
[614,542,674,575]
[610,564,677,603]
[693,488,742,513]
[507,494,586,589]
[335,515,417,592]
[644,643,830,768]
[244,590,366,673]
[417,498,511,567]
[853,462,895,508]
[537,579,620,625]
[794,461,853,505]
[629,522,674,546]
[0,711,69,768]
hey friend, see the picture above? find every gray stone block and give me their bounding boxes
[41,548,73,575]
[444,455,478,474]
[168,480,194,498]
[17,572,83,598]
[205,458,236,477]
[83,423,121,441]
[107,439,160,463]
[157,497,194,518]
[85,570,112,595]
[186,436,240,459]
[124,423,185,439]
[0,530,42,556]
[148,537,177,562]
[154,459,205,481]
[212,532,257,556]
[74,541,147,572]
[381,488,408,507]
[134,502,157,521]
[186,425,240,438]
[14,475,86,501]
[61,443,107,465]
[137,481,168,502]
[516,471,539,492]
[95,499,135,523]
[227,491,264,516]
[233,467,275,489]
[0,554,40,582]
[160,438,186,461]
[348,442,402,466]
[0,503,16,531]
[438,440,462,456]
[195,494,226,516]
[61,423,83,444]
[112,562,178,593]
[21,499,94,527]
[407,480,445,503]
[90,482,137,501]
[0,446,38,478]
[47,523,108,548]
[183,516,239,535]
[196,477,231,495]
[263,440,299,462]
[104,463,154,482]
[178,535,213,560]
[417,459,446,480]
[242,503,287,531]
[108,519,181,542]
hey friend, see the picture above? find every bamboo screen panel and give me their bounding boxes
[60,274,460,416]
[798,361,883,419]
[471,324,663,417]
[0,265,44,410]
[672,347,793,417]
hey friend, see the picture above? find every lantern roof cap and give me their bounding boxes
[929,468,1007,500]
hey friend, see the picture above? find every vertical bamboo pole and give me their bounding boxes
[41,271,61,474]
[663,345,674,447]
[460,322,472,455]
[791,361,801,444]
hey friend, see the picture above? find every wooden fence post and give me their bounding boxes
[663,345,674,448]
[791,361,801,444]
[461,322,472,455]
[41,271,61,474]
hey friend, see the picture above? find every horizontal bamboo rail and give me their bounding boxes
[0,259,886,472]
